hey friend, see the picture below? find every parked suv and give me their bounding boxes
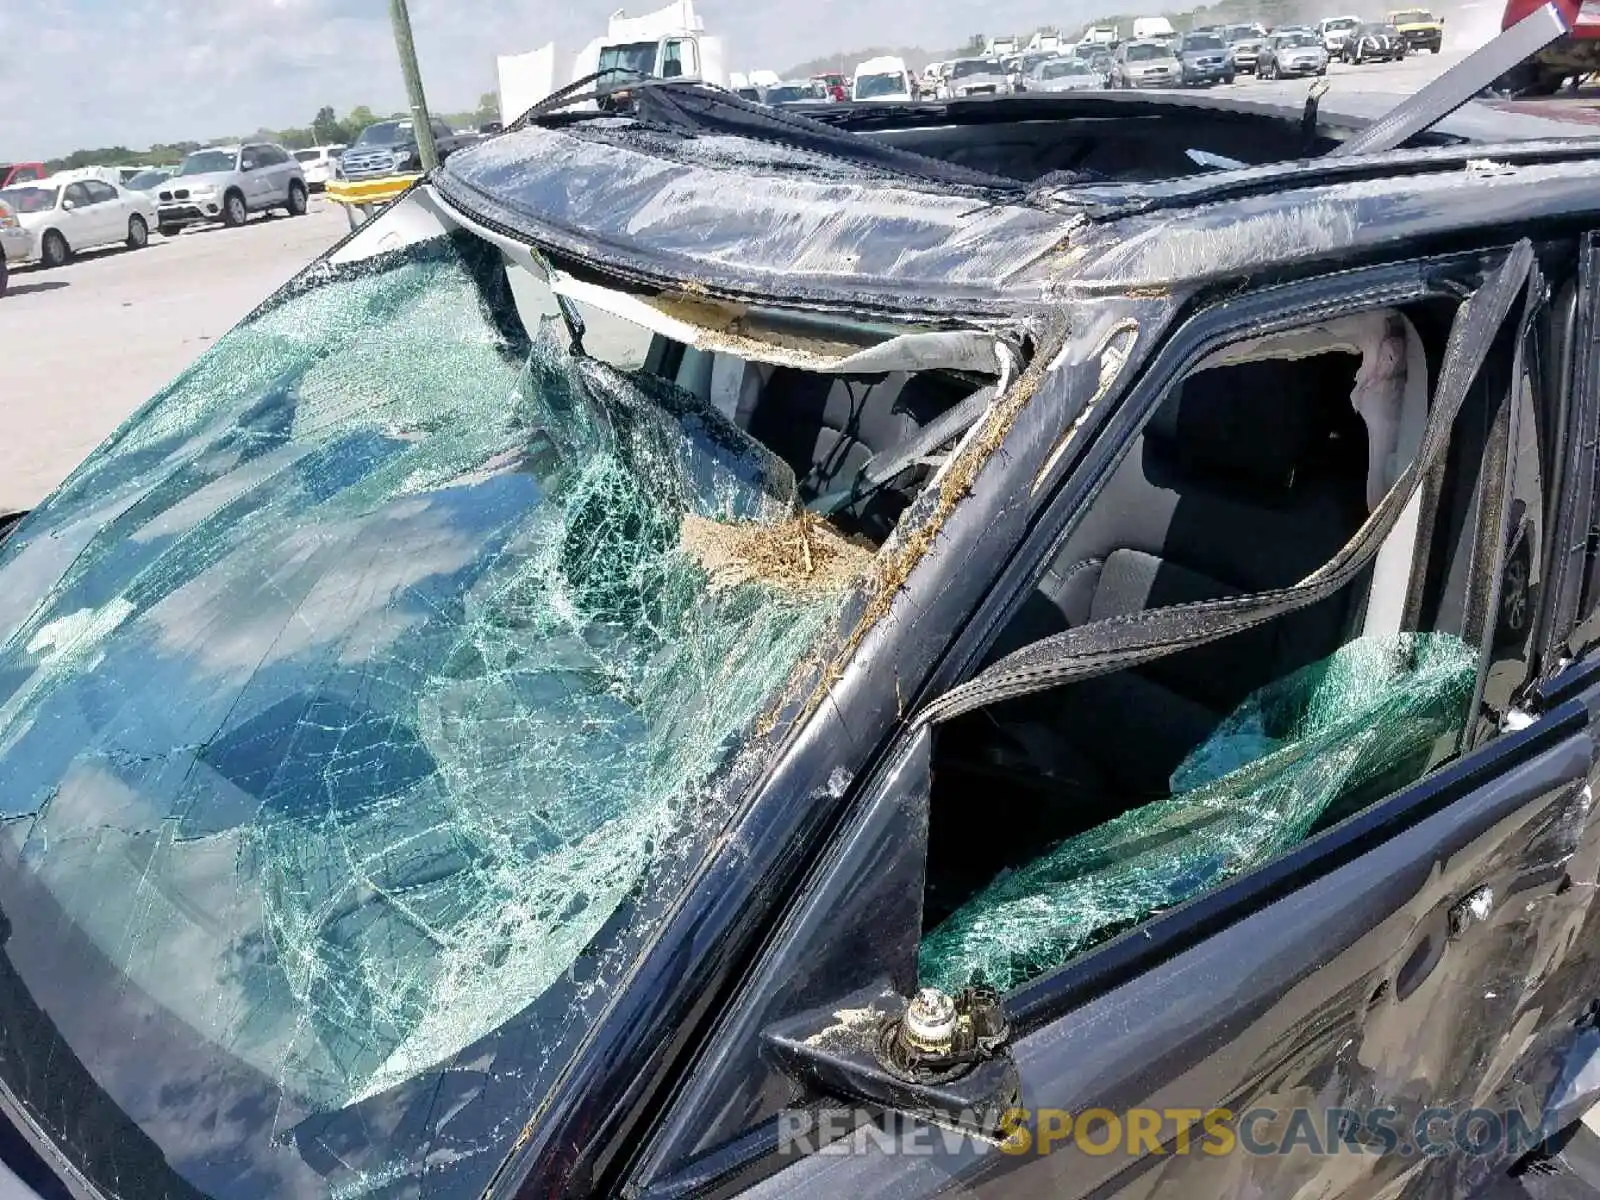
[339,118,474,181]
[156,143,307,233]
[1108,38,1182,87]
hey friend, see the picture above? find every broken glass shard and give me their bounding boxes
[919,632,1478,993]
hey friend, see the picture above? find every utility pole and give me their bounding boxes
[388,0,439,170]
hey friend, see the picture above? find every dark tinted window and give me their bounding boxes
[83,181,119,204]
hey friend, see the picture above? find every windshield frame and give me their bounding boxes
[1390,9,1435,22]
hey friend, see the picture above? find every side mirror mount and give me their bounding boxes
[749,727,1018,1136]
[763,981,1019,1137]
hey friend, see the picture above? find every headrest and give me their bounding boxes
[1148,354,1360,489]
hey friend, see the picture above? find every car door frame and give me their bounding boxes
[57,182,94,249]
[237,144,267,209]
[612,241,1597,1198]
[269,145,295,201]
[83,180,124,246]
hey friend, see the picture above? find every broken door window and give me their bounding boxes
[919,631,1478,993]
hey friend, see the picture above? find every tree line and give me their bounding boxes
[43,96,500,173]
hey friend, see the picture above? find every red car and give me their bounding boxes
[0,162,45,187]
[1500,0,1600,91]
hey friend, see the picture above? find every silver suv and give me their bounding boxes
[155,143,307,233]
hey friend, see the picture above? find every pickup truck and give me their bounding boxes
[338,118,476,181]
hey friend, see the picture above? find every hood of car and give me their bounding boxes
[162,170,238,191]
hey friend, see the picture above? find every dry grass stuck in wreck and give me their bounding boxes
[680,512,874,593]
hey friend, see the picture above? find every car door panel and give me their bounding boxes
[240,147,264,208]
[90,183,122,244]
[59,184,92,248]
[725,701,1599,1200]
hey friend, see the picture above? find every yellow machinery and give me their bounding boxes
[325,174,423,231]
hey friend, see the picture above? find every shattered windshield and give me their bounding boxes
[0,230,851,1197]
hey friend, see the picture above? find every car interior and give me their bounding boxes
[491,230,1514,995]
[811,106,1410,182]
[925,314,1434,922]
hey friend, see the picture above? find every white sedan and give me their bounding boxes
[0,177,158,269]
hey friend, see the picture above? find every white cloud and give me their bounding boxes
[0,0,1132,158]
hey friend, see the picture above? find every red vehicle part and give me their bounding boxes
[0,163,46,187]
[1502,0,1600,91]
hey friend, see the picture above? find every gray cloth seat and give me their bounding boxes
[745,368,970,541]
[973,353,1373,800]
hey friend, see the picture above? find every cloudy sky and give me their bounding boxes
[2,0,1136,158]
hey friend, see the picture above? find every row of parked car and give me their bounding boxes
[744,10,1445,110]
[0,118,487,295]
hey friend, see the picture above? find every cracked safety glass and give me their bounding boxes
[920,632,1478,993]
[0,229,853,1198]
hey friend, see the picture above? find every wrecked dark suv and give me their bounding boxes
[7,10,1600,1200]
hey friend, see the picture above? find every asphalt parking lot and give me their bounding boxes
[0,201,350,512]
[0,48,1486,516]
